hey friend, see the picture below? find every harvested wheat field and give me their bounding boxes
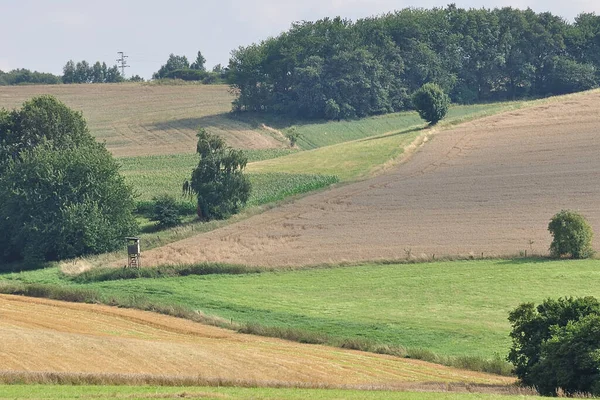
[0,84,284,157]
[0,294,511,387]
[142,90,600,267]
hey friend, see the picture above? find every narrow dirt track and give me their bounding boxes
[0,295,510,386]
[142,91,600,267]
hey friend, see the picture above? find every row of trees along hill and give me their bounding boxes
[0,69,61,85]
[152,52,227,83]
[0,96,138,266]
[62,60,125,83]
[228,5,600,119]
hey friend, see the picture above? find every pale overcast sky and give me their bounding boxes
[1,0,599,79]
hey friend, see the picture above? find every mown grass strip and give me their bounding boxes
[0,383,538,399]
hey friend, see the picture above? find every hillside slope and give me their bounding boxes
[0,83,285,157]
[0,294,511,387]
[138,90,600,266]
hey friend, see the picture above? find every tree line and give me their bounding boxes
[152,51,227,84]
[0,69,61,85]
[0,60,127,86]
[62,60,125,83]
[228,5,600,119]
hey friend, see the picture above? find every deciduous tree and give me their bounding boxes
[187,128,251,220]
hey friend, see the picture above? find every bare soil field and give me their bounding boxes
[0,84,284,157]
[0,294,510,387]
[141,90,600,267]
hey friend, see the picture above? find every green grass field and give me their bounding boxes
[119,149,298,203]
[248,127,422,181]
[247,102,526,181]
[5,259,600,361]
[241,102,524,150]
[0,385,541,400]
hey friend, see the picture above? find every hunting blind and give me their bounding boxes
[126,237,141,268]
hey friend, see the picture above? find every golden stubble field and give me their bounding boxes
[140,90,600,267]
[0,83,285,157]
[0,294,512,387]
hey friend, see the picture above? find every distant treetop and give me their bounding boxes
[227,6,600,120]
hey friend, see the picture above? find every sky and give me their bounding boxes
[1,0,599,80]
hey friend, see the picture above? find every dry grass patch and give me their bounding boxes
[0,83,285,156]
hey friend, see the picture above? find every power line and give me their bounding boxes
[116,51,129,78]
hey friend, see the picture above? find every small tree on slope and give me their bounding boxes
[548,210,594,259]
[412,83,450,125]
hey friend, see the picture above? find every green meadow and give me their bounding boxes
[5,259,600,361]
[0,385,540,400]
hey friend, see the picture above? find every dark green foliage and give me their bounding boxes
[188,128,251,220]
[548,210,594,259]
[545,57,597,95]
[162,69,207,81]
[128,74,144,82]
[152,52,222,83]
[152,54,190,79]
[151,195,182,228]
[62,59,123,83]
[190,51,206,71]
[284,126,301,147]
[508,297,600,396]
[324,99,341,120]
[135,200,196,218]
[0,69,61,85]
[0,95,95,173]
[0,96,137,264]
[228,7,600,120]
[412,83,450,124]
[0,144,138,263]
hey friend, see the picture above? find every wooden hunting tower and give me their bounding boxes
[126,237,141,268]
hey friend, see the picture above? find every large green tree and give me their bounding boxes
[508,297,600,396]
[0,96,137,265]
[187,128,251,221]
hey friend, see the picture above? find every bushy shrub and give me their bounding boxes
[548,210,594,259]
[508,297,600,396]
[412,83,450,125]
[151,195,182,228]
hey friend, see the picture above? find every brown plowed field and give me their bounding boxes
[141,91,600,267]
[0,84,284,157]
[0,294,510,386]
